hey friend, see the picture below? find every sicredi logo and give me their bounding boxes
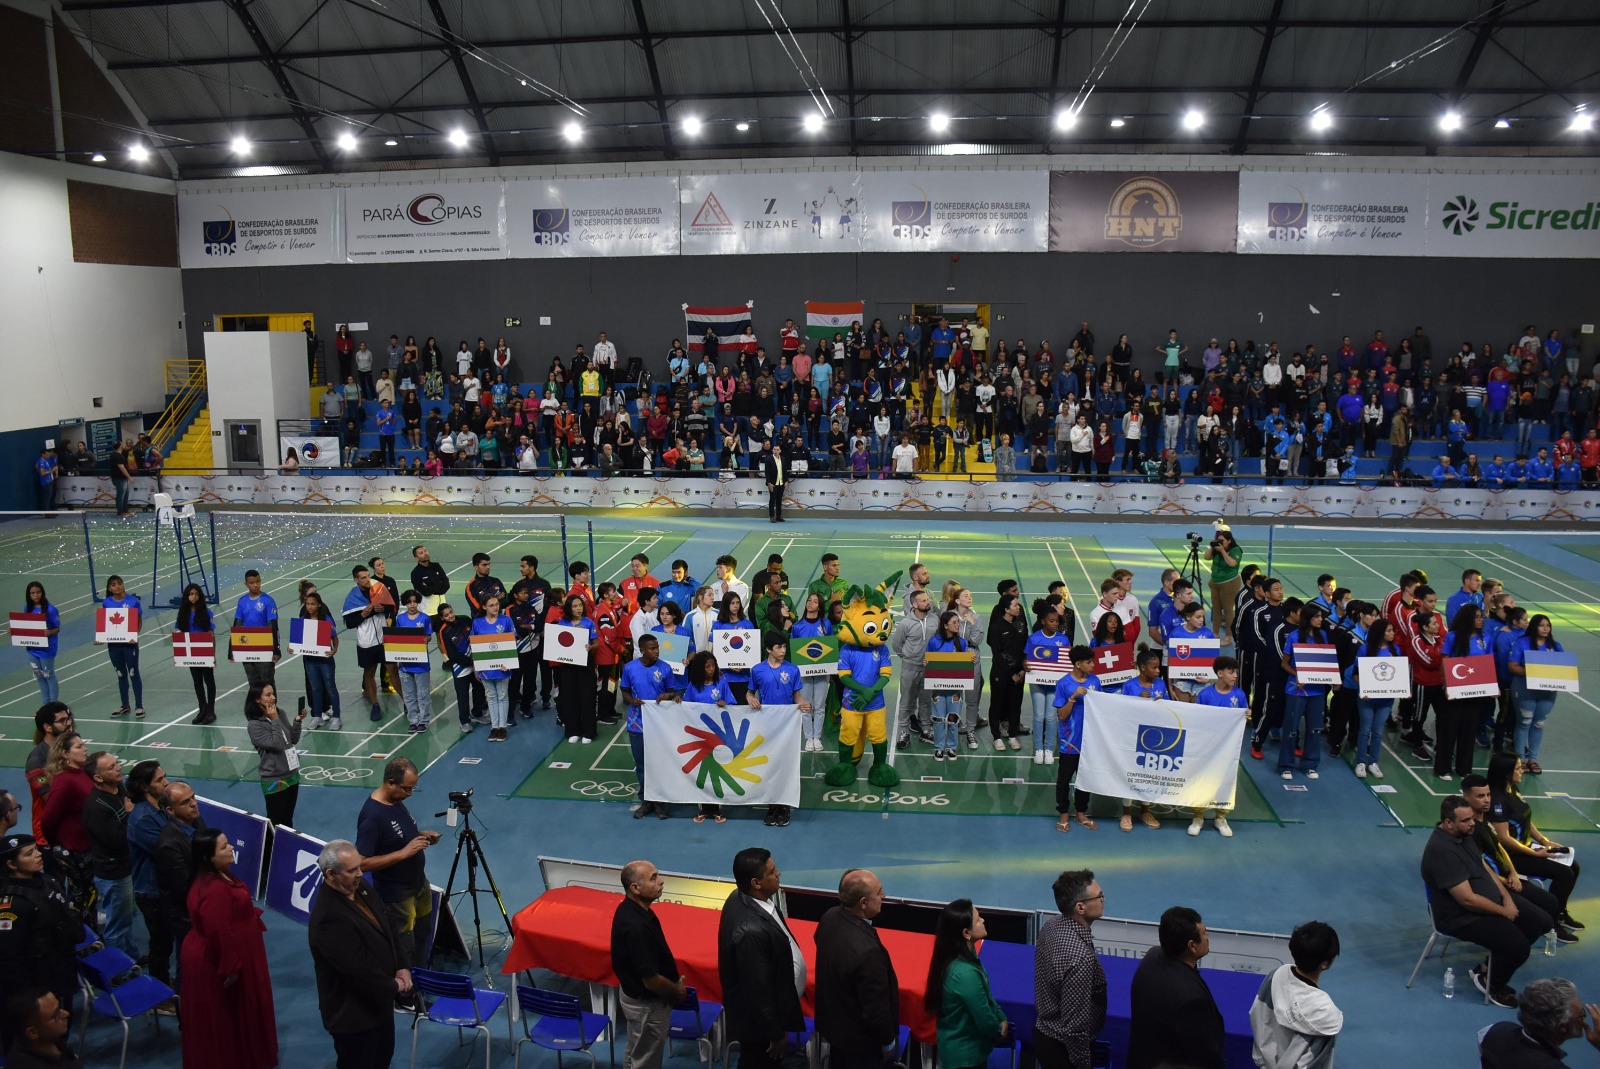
[532,208,570,245]
[1439,195,1600,234]
[1134,723,1185,772]
[202,218,237,255]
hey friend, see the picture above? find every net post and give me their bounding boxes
[82,512,97,603]
[1266,525,1276,576]
[560,515,569,583]
[210,511,219,604]
[587,520,597,578]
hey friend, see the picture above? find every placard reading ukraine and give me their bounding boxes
[640,701,801,807]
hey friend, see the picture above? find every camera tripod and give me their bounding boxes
[434,797,515,984]
[1179,536,1208,607]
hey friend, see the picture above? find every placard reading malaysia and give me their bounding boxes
[345,182,506,262]
[1426,173,1600,259]
[679,173,864,255]
[1237,171,1428,255]
[859,171,1047,252]
[505,177,679,258]
[178,187,337,268]
[1049,171,1237,252]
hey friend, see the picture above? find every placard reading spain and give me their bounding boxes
[505,177,679,259]
[345,182,506,262]
[178,187,338,268]
[1048,171,1237,252]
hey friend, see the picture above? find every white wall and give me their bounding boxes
[0,152,183,434]
[204,331,308,468]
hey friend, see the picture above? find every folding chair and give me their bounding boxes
[514,985,612,1069]
[723,1015,817,1069]
[1407,883,1491,1004]
[669,986,724,1065]
[408,966,510,1069]
[75,944,178,1069]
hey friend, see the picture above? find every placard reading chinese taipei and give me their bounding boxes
[505,176,679,258]
[1425,173,1600,259]
[679,172,864,255]
[345,181,506,262]
[1236,171,1429,256]
[859,171,1048,252]
[178,187,338,268]
[1048,172,1237,252]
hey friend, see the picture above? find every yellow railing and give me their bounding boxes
[150,360,208,455]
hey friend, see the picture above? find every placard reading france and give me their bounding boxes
[178,188,337,268]
[505,177,678,258]
[345,182,506,262]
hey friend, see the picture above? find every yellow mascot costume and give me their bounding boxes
[824,572,902,789]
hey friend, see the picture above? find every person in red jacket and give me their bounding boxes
[594,583,629,725]
[38,734,91,855]
[1402,609,1444,764]
[1580,429,1600,487]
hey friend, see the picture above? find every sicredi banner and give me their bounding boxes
[1237,171,1429,255]
[505,176,679,258]
[345,181,506,262]
[1425,173,1600,258]
[1049,171,1238,252]
[859,170,1048,252]
[679,172,865,254]
[178,187,338,268]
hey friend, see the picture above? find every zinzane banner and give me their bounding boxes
[1049,171,1238,252]
[1079,691,1247,809]
[178,187,338,268]
[679,172,864,255]
[345,181,506,262]
[1237,171,1429,256]
[505,176,679,258]
[860,170,1048,252]
[641,700,801,807]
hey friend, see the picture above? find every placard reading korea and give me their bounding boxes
[505,176,679,259]
[345,182,506,262]
[178,187,338,268]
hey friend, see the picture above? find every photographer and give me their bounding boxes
[1202,525,1243,645]
[356,757,440,980]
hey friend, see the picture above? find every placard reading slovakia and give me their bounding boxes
[345,182,506,262]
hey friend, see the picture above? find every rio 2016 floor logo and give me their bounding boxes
[677,709,770,798]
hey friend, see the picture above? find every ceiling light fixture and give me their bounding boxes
[1494,118,1510,129]
[1439,110,1463,132]
[230,135,251,155]
[337,132,358,151]
[1570,108,1594,132]
[385,138,399,146]
[1182,109,1205,131]
[1109,117,1126,128]
[735,122,750,132]
[128,144,149,162]
[1309,109,1333,132]
[1054,109,1077,131]
[448,129,469,147]
[929,112,951,133]
[682,116,703,137]
[562,121,583,143]
[91,152,106,162]
[802,113,824,133]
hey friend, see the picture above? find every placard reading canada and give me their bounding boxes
[345,182,506,262]
[178,187,338,268]
[505,176,679,258]
[859,171,1048,252]
[1237,171,1428,256]
[1049,171,1237,252]
[679,172,865,255]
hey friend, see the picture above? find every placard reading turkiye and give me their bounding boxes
[505,176,679,259]
[178,187,338,268]
[345,182,506,262]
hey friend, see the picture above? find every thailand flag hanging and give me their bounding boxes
[684,302,757,355]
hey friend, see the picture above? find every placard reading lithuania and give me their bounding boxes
[345,182,506,262]
[1237,172,1428,256]
[505,177,679,258]
[859,171,1047,252]
[178,188,337,268]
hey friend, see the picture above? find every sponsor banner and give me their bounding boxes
[680,172,864,255]
[1428,173,1600,258]
[1049,171,1238,253]
[641,700,801,807]
[860,171,1048,252]
[1358,655,1411,699]
[345,182,506,262]
[178,187,338,268]
[1524,649,1580,693]
[279,437,340,468]
[1237,171,1429,256]
[196,797,271,899]
[1079,691,1247,809]
[505,176,679,259]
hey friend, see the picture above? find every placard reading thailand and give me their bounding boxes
[859,171,1048,252]
[345,182,506,262]
[506,177,679,258]
[1237,171,1428,256]
[679,172,864,255]
[1049,171,1238,253]
[178,187,338,268]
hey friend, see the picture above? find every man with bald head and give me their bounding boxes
[611,860,685,1069]
[815,869,900,1069]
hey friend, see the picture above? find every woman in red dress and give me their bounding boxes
[180,829,278,1068]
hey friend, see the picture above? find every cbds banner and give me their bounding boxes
[505,176,679,258]
[1078,691,1246,809]
[345,181,506,262]
[859,170,1048,252]
[178,187,338,268]
[1049,171,1237,252]
[1237,171,1429,256]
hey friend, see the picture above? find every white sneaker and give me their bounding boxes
[1033,749,1045,765]
[581,737,594,744]
[1369,763,1383,779]
[1215,816,1233,838]
[1007,737,1021,751]
[1306,770,1319,780]
[1281,770,1293,780]
[567,735,580,743]
[1355,763,1367,778]
[329,717,342,731]
[1188,818,1204,837]
[1043,749,1056,765]
[993,737,1007,752]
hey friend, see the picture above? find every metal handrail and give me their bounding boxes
[150,361,208,455]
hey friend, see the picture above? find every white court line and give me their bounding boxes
[1064,540,1100,604]
[1479,550,1600,621]
[1334,547,1393,587]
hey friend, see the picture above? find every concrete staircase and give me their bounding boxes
[166,405,212,473]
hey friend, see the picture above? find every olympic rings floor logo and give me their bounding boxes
[570,780,640,798]
[300,766,375,783]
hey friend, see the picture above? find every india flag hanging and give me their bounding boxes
[806,301,865,343]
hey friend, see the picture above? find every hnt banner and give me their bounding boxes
[641,701,801,807]
[1050,171,1238,253]
[1078,691,1246,809]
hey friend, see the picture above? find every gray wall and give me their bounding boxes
[181,252,1594,381]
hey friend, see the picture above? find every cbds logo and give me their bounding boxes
[890,199,934,240]
[532,208,570,245]
[1134,723,1185,772]
[202,216,237,255]
[1264,200,1309,240]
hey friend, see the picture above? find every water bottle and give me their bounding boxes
[1443,966,1455,999]
[1544,931,1557,957]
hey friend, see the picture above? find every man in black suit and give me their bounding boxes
[814,869,899,1069]
[760,440,788,523]
[308,839,413,1069]
[153,782,208,948]
[717,848,805,1069]
[1126,906,1225,1069]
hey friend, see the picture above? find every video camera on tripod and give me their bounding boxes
[438,788,474,823]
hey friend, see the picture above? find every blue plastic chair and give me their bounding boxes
[514,985,613,1069]
[408,966,510,1069]
[669,986,724,1064]
[75,944,178,1069]
[1407,882,1492,1004]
